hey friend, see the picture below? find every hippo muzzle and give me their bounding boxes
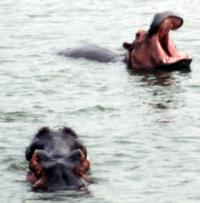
[123,11,192,70]
[25,127,90,190]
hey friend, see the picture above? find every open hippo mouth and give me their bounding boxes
[150,12,190,64]
[158,19,182,58]
[123,11,192,70]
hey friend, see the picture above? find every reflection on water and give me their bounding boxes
[1,0,200,203]
[128,69,190,113]
[24,189,91,202]
[140,71,175,86]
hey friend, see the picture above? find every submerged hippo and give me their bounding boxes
[25,127,90,190]
[59,44,119,63]
[123,11,192,70]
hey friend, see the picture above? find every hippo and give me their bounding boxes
[123,11,192,70]
[58,44,119,63]
[25,127,90,190]
[59,11,191,71]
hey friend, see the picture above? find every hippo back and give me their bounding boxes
[58,44,118,62]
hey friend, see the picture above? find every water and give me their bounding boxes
[1,0,200,202]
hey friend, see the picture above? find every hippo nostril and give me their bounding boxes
[136,32,140,39]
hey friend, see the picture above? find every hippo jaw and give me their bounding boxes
[153,16,191,66]
[124,12,192,70]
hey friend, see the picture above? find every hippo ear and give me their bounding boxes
[123,42,133,51]
[62,127,78,138]
[35,127,50,138]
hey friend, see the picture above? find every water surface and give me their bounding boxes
[1,0,200,202]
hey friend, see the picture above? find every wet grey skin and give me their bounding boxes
[58,44,119,63]
[25,127,88,190]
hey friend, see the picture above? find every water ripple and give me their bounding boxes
[1,0,200,202]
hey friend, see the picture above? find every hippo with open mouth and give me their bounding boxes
[59,11,192,71]
[123,11,192,70]
[25,127,90,190]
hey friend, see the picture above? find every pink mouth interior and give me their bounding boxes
[160,33,182,58]
[157,17,189,63]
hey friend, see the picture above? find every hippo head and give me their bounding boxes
[123,11,192,70]
[25,127,90,190]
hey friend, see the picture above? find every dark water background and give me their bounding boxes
[1,0,200,202]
